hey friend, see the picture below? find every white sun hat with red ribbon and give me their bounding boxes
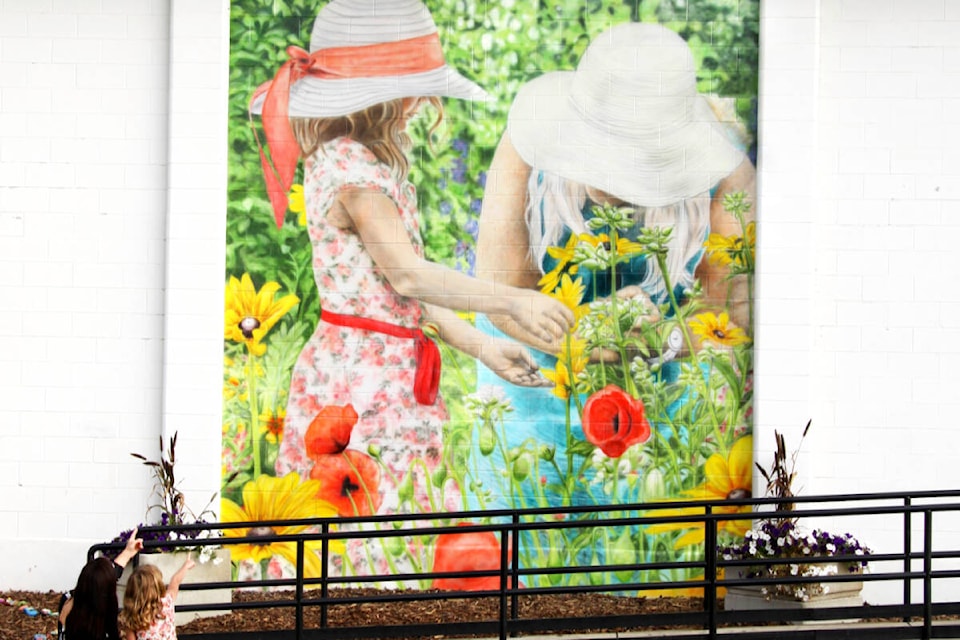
[250,0,489,226]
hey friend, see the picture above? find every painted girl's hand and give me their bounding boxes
[507,291,575,345]
[480,338,551,387]
[181,554,196,572]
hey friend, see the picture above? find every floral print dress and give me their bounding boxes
[277,137,452,520]
[132,594,176,640]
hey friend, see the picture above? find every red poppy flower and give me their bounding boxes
[581,385,651,458]
[310,450,382,516]
[432,524,518,591]
[305,404,358,457]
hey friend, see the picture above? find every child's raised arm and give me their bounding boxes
[166,554,196,600]
[335,188,574,346]
[113,526,144,572]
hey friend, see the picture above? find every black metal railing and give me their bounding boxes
[89,489,960,640]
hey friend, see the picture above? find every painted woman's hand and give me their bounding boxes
[480,338,551,387]
[507,291,574,346]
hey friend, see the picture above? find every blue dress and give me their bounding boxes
[471,197,704,511]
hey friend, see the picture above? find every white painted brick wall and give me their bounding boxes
[0,0,171,589]
[1,0,959,603]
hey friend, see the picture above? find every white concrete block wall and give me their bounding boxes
[0,0,173,588]
[756,0,960,604]
[2,0,959,603]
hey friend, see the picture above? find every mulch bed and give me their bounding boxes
[2,588,704,640]
[6,587,951,640]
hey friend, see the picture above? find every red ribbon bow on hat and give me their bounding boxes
[249,34,446,228]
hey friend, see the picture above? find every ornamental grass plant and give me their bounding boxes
[110,432,222,563]
[718,422,871,601]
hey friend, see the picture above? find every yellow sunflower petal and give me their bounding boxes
[727,436,754,491]
[672,527,706,549]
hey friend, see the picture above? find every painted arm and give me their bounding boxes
[422,303,549,387]
[475,133,564,355]
[335,186,573,344]
[696,157,757,331]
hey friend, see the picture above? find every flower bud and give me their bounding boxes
[512,452,532,481]
[384,534,406,557]
[432,464,447,488]
[610,529,637,582]
[642,468,666,501]
[478,423,496,456]
[538,444,555,462]
[397,471,415,503]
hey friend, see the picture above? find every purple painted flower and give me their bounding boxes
[452,138,469,156]
[451,157,467,184]
[465,218,479,238]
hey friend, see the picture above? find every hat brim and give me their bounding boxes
[250,67,489,118]
[508,72,745,206]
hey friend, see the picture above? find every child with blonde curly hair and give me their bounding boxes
[118,556,194,640]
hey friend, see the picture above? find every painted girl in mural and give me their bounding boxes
[472,22,757,508]
[249,0,574,519]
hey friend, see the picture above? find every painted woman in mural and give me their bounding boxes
[469,23,757,513]
[248,0,573,528]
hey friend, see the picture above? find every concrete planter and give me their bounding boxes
[724,562,864,624]
[116,549,232,625]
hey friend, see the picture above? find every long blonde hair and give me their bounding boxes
[290,97,443,182]
[526,171,711,302]
[118,564,165,633]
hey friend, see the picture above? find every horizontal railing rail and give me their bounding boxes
[88,489,960,640]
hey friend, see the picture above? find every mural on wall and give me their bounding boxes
[223,0,758,589]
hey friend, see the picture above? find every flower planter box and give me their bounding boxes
[724,563,863,625]
[116,549,232,625]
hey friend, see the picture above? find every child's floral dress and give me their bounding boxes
[277,137,455,528]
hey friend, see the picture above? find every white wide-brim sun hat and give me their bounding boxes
[508,22,744,207]
[250,0,488,118]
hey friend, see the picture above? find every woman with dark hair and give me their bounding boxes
[59,528,143,640]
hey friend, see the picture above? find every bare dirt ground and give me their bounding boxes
[1,588,705,639]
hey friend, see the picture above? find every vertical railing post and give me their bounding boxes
[923,510,932,640]
[295,538,304,640]
[499,521,510,640]
[904,496,912,623]
[321,521,329,628]
[703,506,717,639]
[511,513,520,626]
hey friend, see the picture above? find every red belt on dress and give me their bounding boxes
[320,308,440,406]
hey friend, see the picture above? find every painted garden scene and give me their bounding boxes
[222,0,757,597]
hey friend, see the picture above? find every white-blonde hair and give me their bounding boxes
[526,171,710,303]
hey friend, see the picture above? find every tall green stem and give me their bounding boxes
[246,353,262,479]
[656,254,722,435]
[607,230,639,398]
